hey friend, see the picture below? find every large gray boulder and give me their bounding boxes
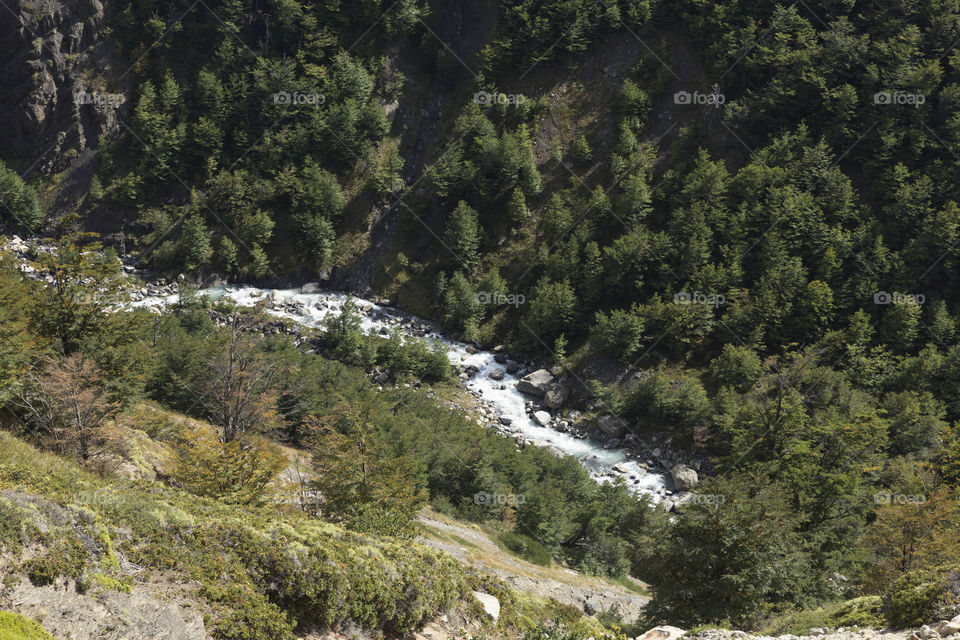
[516,369,554,396]
[595,415,628,438]
[671,464,699,491]
[532,410,552,426]
[543,382,570,408]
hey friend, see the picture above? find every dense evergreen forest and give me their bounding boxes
[3,0,960,637]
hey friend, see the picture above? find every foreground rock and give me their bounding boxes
[687,626,918,640]
[532,410,552,426]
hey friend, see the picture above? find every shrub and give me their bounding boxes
[885,567,960,628]
[0,497,41,550]
[499,531,552,566]
[760,596,884,636]
[831,596,885,628]
[22,537,86,587]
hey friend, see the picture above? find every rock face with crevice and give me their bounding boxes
[0,0,121,174]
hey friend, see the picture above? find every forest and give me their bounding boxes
[2,0,960,637]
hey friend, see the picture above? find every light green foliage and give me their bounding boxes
[707,343,763,393]
[0,612,54,640]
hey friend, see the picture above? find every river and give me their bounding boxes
[137,285,669,500]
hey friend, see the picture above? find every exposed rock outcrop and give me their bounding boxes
[5,580,206,640]
[0,0,121,174]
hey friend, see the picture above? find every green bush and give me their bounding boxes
[831,596,885,628]
[22,536,87,587]
[761,596,885,636]
[499,531,553,566]
[0,497,41,550]
[886,567,960,628]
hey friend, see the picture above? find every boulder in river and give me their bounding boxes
[300,282,320,293]
[516,369,554,396]
[602,438,622,450]
[532,410,552,426]
[527,440,566,458]
[489,368,505,381]
[266,290,285,305]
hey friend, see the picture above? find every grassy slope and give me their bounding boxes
[0,411,613,640]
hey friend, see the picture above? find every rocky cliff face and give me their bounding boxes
[0,0,122,175]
